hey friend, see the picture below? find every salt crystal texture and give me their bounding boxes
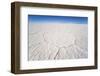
[28,23,88,61]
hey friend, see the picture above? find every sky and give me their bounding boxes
[28,15,88,25]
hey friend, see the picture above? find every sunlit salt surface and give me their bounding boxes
[28,23,88,61]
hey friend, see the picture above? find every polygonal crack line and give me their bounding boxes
[75,45,88,57]
[54,47,61,59]
[29,42,41,50]
[42,32,49,44]
[54,43,81,59]
[53,45,71,59]
[29,43,41,60]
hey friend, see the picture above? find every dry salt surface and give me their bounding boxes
[28,23,88,61]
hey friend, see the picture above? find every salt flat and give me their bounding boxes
[28,23,88,61]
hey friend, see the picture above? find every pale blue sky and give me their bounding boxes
[28,15,88,25]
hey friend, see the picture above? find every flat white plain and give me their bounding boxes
[28,23,88,61]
